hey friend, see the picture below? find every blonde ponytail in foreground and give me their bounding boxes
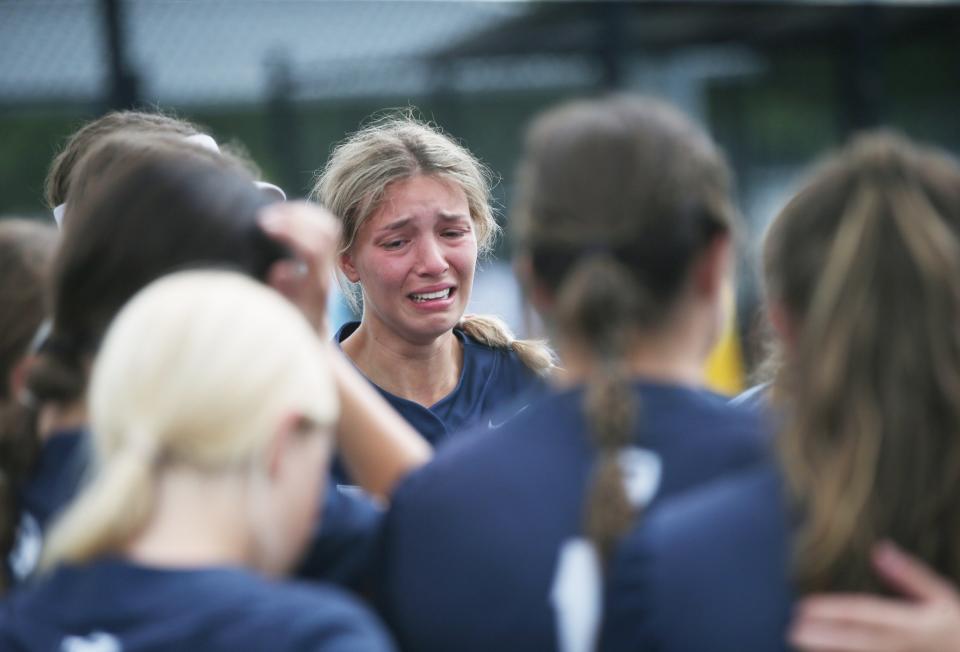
[41,271,338,570]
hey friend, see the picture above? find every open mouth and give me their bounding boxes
[409,287,454,303]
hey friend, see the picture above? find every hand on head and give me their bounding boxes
[789,541,960,652]
[260,201,341,338]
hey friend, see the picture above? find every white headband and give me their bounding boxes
[52,133,287,228]
[181,134,288,202]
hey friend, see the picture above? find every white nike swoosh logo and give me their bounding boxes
[488,404,529,429]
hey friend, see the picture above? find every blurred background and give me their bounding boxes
[2,0,959,382]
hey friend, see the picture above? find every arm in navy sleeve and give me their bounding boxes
[296,480,384,591]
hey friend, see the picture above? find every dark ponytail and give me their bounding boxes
[0,219,58,592]
[555,254,646,563]
[516,95,736,566]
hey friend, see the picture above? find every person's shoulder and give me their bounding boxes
[405,385,567,484]
[214,576,396,651]
[645,464,784,540]
[2,564,395,651]
[386,388,582,547]
[677,385,770,440]
[640,383,772,460]
[604,465,791,652]
[387,422,496,514]
[612,465,788,606]
[663,384,762,423]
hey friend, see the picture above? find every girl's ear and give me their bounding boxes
[265,412,304,480]
[691,232,732,300]
[339,251,361,284]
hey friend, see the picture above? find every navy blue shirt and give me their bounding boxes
[377,380,771,652]
[6,428,382,594]
[296,485,383,590]
[0,557,395,651]
[602,465,793,652]
[7,429,88,586]
[334,322,545,446]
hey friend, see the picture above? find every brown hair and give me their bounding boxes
[30,133,286,407]
[45,110,204,210]
[0,219,58,592]
[3,134,289,587]
[514,95,736,564]
[314,111,553,375]
[766,132,960,593]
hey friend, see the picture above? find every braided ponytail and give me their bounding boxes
[515,96,737,569]
[555,254,648,565]
[458,313,555,377]
[514,95,737,652]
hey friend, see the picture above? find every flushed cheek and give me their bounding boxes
[448,250,477,298]
[357,253,411,297]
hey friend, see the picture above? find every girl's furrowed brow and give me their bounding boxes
[376,217,413,234]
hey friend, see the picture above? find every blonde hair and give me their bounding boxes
[313,111,499,259]
[314,110,554,375]
[42,271,338,568]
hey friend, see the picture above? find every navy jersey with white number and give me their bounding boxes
[334,322,545,446]
[0,557,395,651]
[7,429,88,586]
[377,380,771,652]
[602,465,792,652]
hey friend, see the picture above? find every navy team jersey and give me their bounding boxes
[0,557,395,651]
[377,380,771,652]
[335,322,546,446]
[6,428,384,593]
[296,484,384,589]
[602,465,793,652]
[7,428,88,586]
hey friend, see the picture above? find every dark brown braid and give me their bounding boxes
[514,95,735,566]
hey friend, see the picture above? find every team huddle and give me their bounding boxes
[1,94,959,651]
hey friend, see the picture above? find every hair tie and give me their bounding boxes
[183,134,286,202]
